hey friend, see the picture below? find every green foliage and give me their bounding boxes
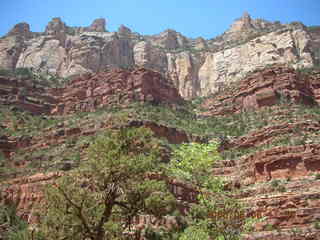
[270,179,280,188]
[168,142,251,240]
[296,64,320,74]
[0,67,34,79]
[184,193,247,240]
[0,203,30,240]
[0,107,62,138]
[270,179,286,192]
[314,221,320,229]
[15,68,34,79]
[168,141,221,185]
[179,225,210,240]
[36,127,177,240]
[265,223,275,231]
[0,68,13,76]
[142,225,181,240]
[0,67,70,88]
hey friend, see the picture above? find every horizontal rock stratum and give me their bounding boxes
[0,13,319,99]
[0,67,183,115]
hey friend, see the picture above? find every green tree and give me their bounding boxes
[168,142,222,186]
[0,201,31,240]
[37,127,177,240]
[168,141,250,240]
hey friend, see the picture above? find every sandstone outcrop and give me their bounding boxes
[45,17,68,37]
[198,29,313,95]
[87,18,106,32]
[221,12,283,44]
[51,68,183,114]
[0,76,57,114]
[71,18,107,35]
[7,23,32,38]
[0,14,318,99]
[0,67,183,115]
[201,66,320,116]
[0,36,25,70]
[1,172,62,223]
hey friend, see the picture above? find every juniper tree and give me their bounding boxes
[37,127,177,240]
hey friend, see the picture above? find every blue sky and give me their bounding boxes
[1,0,320,39]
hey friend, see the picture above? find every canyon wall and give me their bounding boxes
[0,13,318,99]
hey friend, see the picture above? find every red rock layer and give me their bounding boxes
[52,68,183,115]
[201,66,320,116]
[0,76,57,114]
[222,121,320,150]
[2,172,62,223]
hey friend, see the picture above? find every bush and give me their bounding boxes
[168,142,252,240]
[270,179,280,188]
[314,221,320,229]
[168,141,221,185]
[0,68,13,76]
[277,185,286,192]
[14,68,34,78]
[0,203,30,240]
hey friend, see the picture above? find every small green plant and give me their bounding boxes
[265,223,275,231]
[0,202,30,240]
[270,179,286,192]
[315,173,320,180]
[277,185,286,192]
[314,221,320,229]
[270,179,280,188]
[0,68,13,76]
[291,227,302,236]
[15,67,34,79]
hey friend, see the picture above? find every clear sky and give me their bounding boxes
[1,0,320,39]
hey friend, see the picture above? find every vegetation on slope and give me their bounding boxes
[6,127,250,240]
[0,67,70,88]
[1,66,320,239]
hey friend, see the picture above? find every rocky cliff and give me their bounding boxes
[2,65,320,239]
[200,65,320,116]
[51,67,183,115]
[0,13,318,99]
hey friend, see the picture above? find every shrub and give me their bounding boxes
[168,142,252,240]
[0,202,31,240]
[14,67,34,78]
[277,185,286,192]
[0,68,13,76]
[270,179,280,188]
[314,221,320,229]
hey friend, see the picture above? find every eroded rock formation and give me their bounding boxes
[51,67,183,114]
[0,76,57,114]
[0,13,319,98]
[201,66,320,116]
[1,14,320,240]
